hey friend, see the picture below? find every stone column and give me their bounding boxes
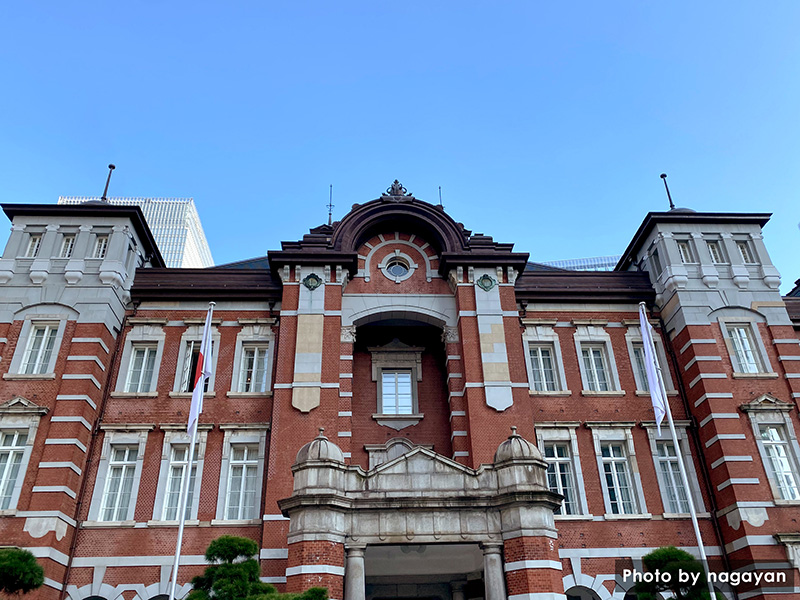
[344,546,366,600]
[482,543,506,600]
[450,580,467,600]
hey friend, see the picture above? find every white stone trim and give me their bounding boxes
[61,373,101,389]
[504,559,563,571]
[51,415,92,430]
[285,564,345,576]
[45,438,87,452]
[698,413,740,427]
[717,478,760,490]
[67,355,105,370]
[694,392,733,407]
[39,461,82,474]
[711,456,753,469]
[705,433,747,447]
[689,373,727,388]
[260,548,289,559]
[32,485,77,498]
[72,337,110,353]
[56,394,97,409]
[680,339,718,354]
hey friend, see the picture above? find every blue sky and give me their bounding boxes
[1,2,798,291]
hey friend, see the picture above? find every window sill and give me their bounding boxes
[3,373,56,380]
[773,499,800,506]
[732,372,778,379]
[581,390,625,397]
[210,518,261,526]
[372,413,424,431]
[82,520,137,528]
[636,390,678,396]
[0,509,17,516]
[663,512,711,519]
[226,392,273,398]
[169,392,216,398]
[110,391,158,398]
[529,390,572,396]
[603,513,652,520]
[146,519,201,527]
[554,514,593,521]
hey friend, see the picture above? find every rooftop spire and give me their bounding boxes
[101,164,116,202]
[327,185,334,226]
[660,173,675,210]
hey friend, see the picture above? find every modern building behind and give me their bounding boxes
[540,255,621,271]
[1,183,799,600]
[58,197,214,268]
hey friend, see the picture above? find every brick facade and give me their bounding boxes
[0,192,799,600]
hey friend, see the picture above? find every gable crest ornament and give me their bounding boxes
[381,179,414,201]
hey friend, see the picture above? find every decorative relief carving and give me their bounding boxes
[476,274,497,292]
[341,325,357,343]
[442,326,459,344]
[302,273,323,291]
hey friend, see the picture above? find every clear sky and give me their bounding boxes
[1,2,798,291]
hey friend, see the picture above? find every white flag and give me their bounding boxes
[188,303,214,437]
[639,303,666,435]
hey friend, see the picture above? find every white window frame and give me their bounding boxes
[369,341,424,417]
[706,239,726,264]
[643,423,706,516]
[735,238,757,264]
[588,424,649,519]
[25,234,42,258]
[59,234,76,258]
[172,325,220,395]
[87,427,150,524]
[229,324,275,396]
[536,425,589,517]
[624,326,675,395]
[574,326,622,394]
[743,397,800,504]
[92,234,109,259]
[0,397,46,514]
[522,324,569,394]
[719,318,773,376]
[125,344,159,393]
[213,425,268,523]
[676,239,695,264]
[115,325,166,395]
[151,426,209,524]
[9,318,68,377]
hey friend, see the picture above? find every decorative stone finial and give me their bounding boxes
[318,427,325,436]
[510,426,518,436]
[382,179,413,198]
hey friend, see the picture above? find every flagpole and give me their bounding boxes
[168,302,214,600]
[640,303,716,599]
[168,424,198,600]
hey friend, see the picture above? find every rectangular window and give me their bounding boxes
[707,241,724,264]
[125,345,158,393]
[59,235,76,258]
[650,249,662,275]
[581,345,610,391]
[25,235,42,258]
[544,442,578,515]
[381,370,413,414]
[163,445,197,521]
[655,441,691,513]
[238,344,269,393]
[100,445,138,521]
[759,425,800,501]
[601,442,637,514]
[631,343,650,392]
[0,431,28,510]
[225,444,259,520]
[181,341,211,393]
[529,345,557,392]
[737,241,756,264]
[22,324,58,375]
[93,235,109,259]
[725,324,763,373]
[676,241,693,263]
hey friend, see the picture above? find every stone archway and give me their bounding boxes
[278,429,565,600]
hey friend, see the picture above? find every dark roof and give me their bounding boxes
[131,268,281,302]
[215,256,271,270]
[515,271,655,304]
[616,212,771,271]
[785,297,800,323]
[787,278,800,298]
[2,203,165,267]
[525,262,568,272]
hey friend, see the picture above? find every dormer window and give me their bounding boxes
[676,240,694,263]
[60,235,76,258]
[707,240,724,264]
[737,240,756,264]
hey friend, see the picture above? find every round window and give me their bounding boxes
[386,259,410,278]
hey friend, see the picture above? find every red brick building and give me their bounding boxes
[1,182,799,600]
